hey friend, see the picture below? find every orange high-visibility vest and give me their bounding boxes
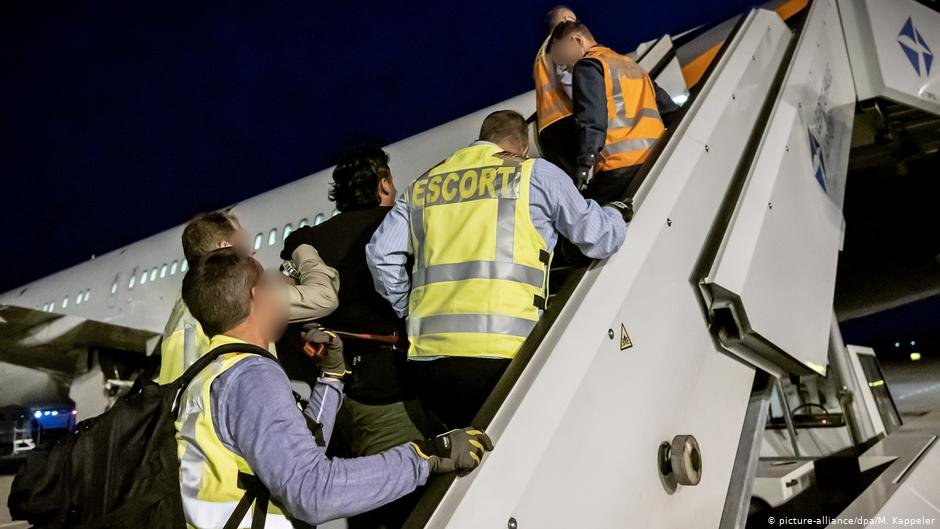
[534,38,573,132]
[584,46,664,172]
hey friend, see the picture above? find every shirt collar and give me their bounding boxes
[207,333,248,350]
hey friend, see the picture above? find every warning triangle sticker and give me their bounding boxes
[620,323,633,350]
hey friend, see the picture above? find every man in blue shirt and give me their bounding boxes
[366,110,629,428]
[176,248,493,528]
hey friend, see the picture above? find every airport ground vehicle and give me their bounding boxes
[0,403,76,457]
[749,344,903,519]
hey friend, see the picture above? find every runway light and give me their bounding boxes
[34,411,42,419]
[911,352,922,361]
[910,340,916,346]
[894,342,900,348]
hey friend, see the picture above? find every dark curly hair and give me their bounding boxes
[329,144,391,212]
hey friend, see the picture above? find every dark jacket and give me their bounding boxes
[572,55,681,173]
[277,206,410,404]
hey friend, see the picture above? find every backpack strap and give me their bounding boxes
[221,472,271,529]
[172,342,278,413]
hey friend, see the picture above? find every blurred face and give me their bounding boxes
[551,31,590,71]
[548,7,576,30]
[250,267,289,342]
[225,218,252,256]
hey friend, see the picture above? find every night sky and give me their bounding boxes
[0,1,752,293]
[1,2,936,354]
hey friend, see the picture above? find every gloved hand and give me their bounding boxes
[605,198,634,222]
[301,323,347,379]
[410,427,494,476]
[574,166,591,191]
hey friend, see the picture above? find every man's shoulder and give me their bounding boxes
[531,158,569,184]
[211,353,286,399]
[219,353,283,380]
[574,56,603,69]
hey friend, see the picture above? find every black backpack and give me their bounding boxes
[8,343,278,529]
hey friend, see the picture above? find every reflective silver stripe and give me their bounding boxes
[605,61,644,80]
[495,163,521,262]
[594,50,660,134]
[410,205,425,266]
[408,174,428,266]
[179,412,203,498]
[409,313,536,337]
[182,496,292,529]
[413,261,545,288]
[601,137,659,156]
[178,359,214,499]
[610,107,662,129]
[496,194,516,262]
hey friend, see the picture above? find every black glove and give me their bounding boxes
[574,166,591,191]
[410,427,494,475]
[301,323,347,379]
[605,198,634,222]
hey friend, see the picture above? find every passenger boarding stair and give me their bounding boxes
[400,0,940,527]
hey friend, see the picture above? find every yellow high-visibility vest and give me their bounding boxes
[405,142,550,360]
[175,334,292,529]
[534,37,574,132]
[159,298,210,385]
[583,46,665,172]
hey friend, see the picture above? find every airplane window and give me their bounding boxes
[254,233,263,250]
[160,264,168,278]
[84,289,91,302]
[62,296,68,309]
[181,259,188,272]
[268,228,277,246]
[150,268,157,281]
[129,275,136,289]
[314,213,325,225]
[332,209,340,217]
[298,218,309,227]
[170,261,178,275]
[140,270,148,285]
[283,224,293,239]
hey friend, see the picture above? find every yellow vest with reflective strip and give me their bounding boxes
[159,299,210,385]
[406,142,549,360]
[175,335,292,529]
